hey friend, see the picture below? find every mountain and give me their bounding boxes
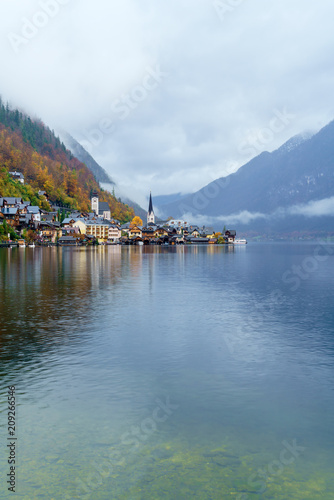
[59,130,147,220]
[159,122,334,236]
[122,196,147,221]
[153,193,191,209]
[58,130,114,185]
[0,99,134,222]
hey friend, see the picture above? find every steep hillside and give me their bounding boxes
[59,130,147,219]
[0,99,134,222]
[58,130,114,184]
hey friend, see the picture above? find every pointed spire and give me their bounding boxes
[148,191,153,214]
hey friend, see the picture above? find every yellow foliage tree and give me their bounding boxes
[130,216,143,228]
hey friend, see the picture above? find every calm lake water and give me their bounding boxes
[1,243,334,499]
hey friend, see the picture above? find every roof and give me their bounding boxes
[39,222,58,229]
[27,206,41,214]
[20,214,33,223]
[58,236,78,241]
[188,237,209,242]
[1,207,18,215]
[42,214,55,221]
[62,226,79,231]
[201,227,215,234]
[74,219,113,227]
[9,171,24,178]
[62,218,78,225]
[0,197,23,206]
[148,192,154,214]
[98,202,110,212]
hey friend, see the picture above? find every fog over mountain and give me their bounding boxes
[158,121,334,234]
[1,0,334,203]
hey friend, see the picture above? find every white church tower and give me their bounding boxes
[91,192,99,214]
[147,192,155,225]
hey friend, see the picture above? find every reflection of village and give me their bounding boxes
[1,190,245,246]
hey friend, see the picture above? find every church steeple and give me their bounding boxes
[147,192,155,225]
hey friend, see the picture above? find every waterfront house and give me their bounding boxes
[224,230,236,243]
[61,226,80,236]
[154,227,169,238]
[108,225,121,242]
[189,228,200,238]
[201,227,215,238]
[171,235,185,245]
[39,222,60,243]
[142,227,156,242]
[84,220,110,242]
[58,236,79,246]
[73,219,119,243]
[129,225,142,239]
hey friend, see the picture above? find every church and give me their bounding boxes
[147,192,155,225]
[91,192,111,220]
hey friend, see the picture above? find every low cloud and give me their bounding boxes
[178,210,268,227]
[288,196,334,217]
[1,0,334,198]
[177,196,334,227]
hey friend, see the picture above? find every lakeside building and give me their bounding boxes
[73,218,121,243]
[0,193,241,246]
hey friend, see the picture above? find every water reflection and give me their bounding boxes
[0,244,333,499]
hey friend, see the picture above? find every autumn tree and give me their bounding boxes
[0,102,135,223]
[130,216,143,228]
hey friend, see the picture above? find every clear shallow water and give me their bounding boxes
[0,243,334,499]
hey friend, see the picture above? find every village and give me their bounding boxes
[0,184,242,246]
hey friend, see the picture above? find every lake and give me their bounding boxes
[0,243,334,499]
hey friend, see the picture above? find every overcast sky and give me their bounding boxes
[1,0,334,206]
